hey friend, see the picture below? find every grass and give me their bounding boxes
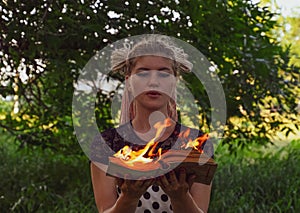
[210,139,300,213]
[0,132,97,212]
[0,129,299,212]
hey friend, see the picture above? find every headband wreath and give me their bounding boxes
[111,35,193,76]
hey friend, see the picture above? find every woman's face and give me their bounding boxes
[127,56,176,112]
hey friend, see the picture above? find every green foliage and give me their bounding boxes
[210,139,300,212]
[0,0,299,152]
[0,133,96,212]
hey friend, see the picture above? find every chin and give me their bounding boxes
[143,103,167,112]
[136,98,169,111]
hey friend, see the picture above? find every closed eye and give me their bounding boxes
[136,71,149,77]
[158,72,171,78]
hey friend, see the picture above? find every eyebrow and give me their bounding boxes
[136,67,172,71]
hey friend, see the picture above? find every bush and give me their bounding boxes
[0,132,97,212]
[210,139,300,213]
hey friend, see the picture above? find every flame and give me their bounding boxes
[179,128,190,138]
[113,118,209,166]
[113,118,172,165]
[183,133,209,152]
[114,145,132,160]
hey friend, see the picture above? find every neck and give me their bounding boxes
[132,109,168,133]
[131,112,176,143]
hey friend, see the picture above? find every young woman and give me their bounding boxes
[90,35,213,213]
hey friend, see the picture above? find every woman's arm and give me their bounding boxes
[189,182,212,213]
[91,162,118,212]
[90,162,154,213]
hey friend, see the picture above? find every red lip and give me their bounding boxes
[145,90,162,96]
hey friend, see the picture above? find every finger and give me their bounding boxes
[138,176,150,182]
[155,179,165,190]
[159,175,170,188]
[143,178,155,188]
[142,176,154,185]
[135,178,149,187]
[155,177,162,187]
[123,174,134,186]
[124,174,130,179]
[168,170,178,184]
[140,176,154,183]
[115,177,124,187]
[178,167,187,183]
[131,176,147,187]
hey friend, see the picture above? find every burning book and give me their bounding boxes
[106,119,217,185]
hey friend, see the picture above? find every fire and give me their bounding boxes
[113,118,172,166]
[179,128,190,138]
[182,133,209,153]
[113,118,209,166]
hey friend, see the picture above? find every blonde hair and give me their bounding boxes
[111,34,192,124]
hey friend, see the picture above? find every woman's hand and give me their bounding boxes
[116,175,155,202]
[156,168,196,201]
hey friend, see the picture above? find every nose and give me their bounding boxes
[147,71,159,87]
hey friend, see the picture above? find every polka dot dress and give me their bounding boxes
[117,185,173,213]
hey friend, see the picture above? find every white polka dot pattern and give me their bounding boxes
[116,185,173,213]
